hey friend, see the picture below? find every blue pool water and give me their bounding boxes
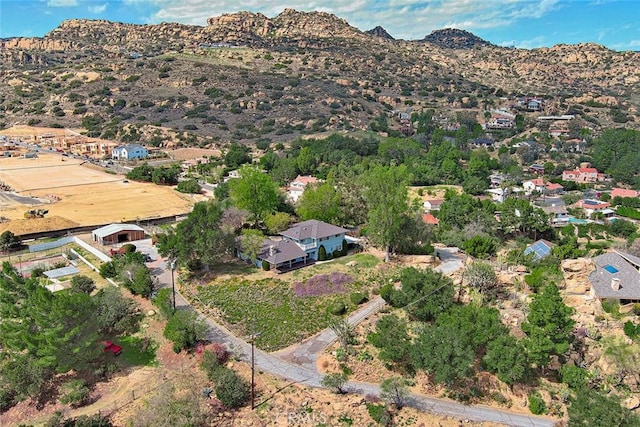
[569,217,587,224]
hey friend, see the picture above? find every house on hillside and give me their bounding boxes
[422,213,439,225]
[522,178,564,196]
[111,144,148,161]
[611,188,640,199]
[542,204,570,227]
[423,199,444,212]
[575,199,610,217]
[562,167,604,183]
[287,175,320,203]
[589,251,640,302]
[238,219,349,272]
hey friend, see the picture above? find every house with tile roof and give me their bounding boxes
[589,251,640,301]
[562,167,604,183]
[522,178,564,195]
[287,175,320,203]
[575,199,611,217]
[611,188,640,199]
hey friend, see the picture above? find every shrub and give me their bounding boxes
[528,391,547,415]
[70,275,96,294]
[321,372,348,393]
[463,235,497,258]
[213,368,250,408]
[560,365,590,389]
[120,243,136,254]
[350,292,368,305]
[59,379,90,406]
[152,288,174,319]
[261,260,270,271]
[163,310,207,352]
[330,300,347,315]
[0,388,15,412]
[366,402,393,426]
[318,244,327,261]
[624,321,639,338]
[200,350,222,381]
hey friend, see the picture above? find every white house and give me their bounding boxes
[111,144,148,161]
[287,175,320,203]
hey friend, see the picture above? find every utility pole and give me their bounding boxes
[248,332,262,410]
[170,259,176,312]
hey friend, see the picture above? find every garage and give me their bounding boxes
[92,223,146,245]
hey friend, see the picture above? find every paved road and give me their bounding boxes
[145,246,555,427]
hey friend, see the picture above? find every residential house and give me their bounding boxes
[576,199,611,217]
[542,204,570,227]
[490,172,509,188]
[280,220,348,261]
[522,178,564,195]
[423,199,444,212]
[472,137,495,147]
[111,144,148,161]
[611,188,640,199]
[486,186,523,203]
[528,164,545,175]
[287,175,320,203]
[223,169,241,183]
[422,213,439,225]
[238,219,349,272]
[589,251,640,302]
[562,167,604,183]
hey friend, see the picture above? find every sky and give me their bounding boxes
[1,0,639,51]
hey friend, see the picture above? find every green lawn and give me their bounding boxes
[197,276,367,350]
[119,336,158,367]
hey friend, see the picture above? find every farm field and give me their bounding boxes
[0,153,196,235]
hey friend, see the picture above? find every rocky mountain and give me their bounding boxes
[423,28,494,49]
[0,9,639,148]
[366,26,394,40]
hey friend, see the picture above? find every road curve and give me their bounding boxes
[147,246,555,427]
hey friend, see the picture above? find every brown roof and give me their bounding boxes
[280,220,348,241]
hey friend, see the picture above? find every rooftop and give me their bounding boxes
[280,219,349,241]
[589,251,640,300]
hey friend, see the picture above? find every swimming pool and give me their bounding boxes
[568,217,587,224]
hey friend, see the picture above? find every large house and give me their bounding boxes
[562,167,604,183]
[111,144,148,161]
[542,204,570,227]
[575,199,611,217]
[522,178,564,195]
[239,219,349,272]
[589,251,640,302]
[287,175,320,203]
[611,188,640,199]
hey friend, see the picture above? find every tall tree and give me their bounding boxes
[367,314,413,371]
[363,164,412,262]
[521,284,575,371]
[296,183,341,224]
[229,165,279,228]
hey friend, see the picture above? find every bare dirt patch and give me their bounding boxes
[167,147,222,161]
[0,153,195,235]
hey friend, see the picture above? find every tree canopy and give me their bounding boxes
[229,165,280,228]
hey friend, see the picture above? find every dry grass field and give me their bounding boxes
[0,153,196,235]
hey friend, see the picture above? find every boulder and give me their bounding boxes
[345,261,358,267]
[625,396,640,410]
[147,309,156,316]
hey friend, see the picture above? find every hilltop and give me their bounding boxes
[0,8,639,148]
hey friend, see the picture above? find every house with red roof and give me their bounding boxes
[562,167,604,183]
[522,178,564,195]
[576,199,611,217]
[611,188,639,199]
[287,175,321,203]
[422,213,439,225]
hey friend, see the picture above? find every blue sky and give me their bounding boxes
[1,0,639,51]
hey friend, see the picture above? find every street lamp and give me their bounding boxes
[170,259,176,312]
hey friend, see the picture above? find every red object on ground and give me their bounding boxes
[103,341,123,356]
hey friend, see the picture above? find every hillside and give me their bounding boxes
[1,8,639,148]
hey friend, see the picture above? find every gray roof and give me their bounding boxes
[259,239,306,265]
[280,220,348,241]
[115,144,146,152]
[589,251,640,300]
[92,223,145,239]
[44,265,80,279]
[542,205,568,215]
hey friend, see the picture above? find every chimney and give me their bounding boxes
[611,277,621,291]
[269,245,276,257]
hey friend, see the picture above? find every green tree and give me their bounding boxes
[95,286,140,334]
[521,284,575,370]
[224,143,251,169]
[367,314,413,371]
[176,179,202,194]
[229,165,279,228]
[465,261,499,296]
[213,367,250,408]
[239,229,265,262]
[483,335,530,386]
[163,310,207,352]
[264,211,292,234]
[0,230,21,253]
[363,165,412,262]
[383,267,454,322]
[119,262,153,297]
[296,183,341,224]
[321,372,349,394]
[568,387,639,427]
[380,376,411,409]
[70,275,96,294]
[296,146,317,174]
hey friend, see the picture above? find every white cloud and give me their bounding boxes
[47,0,78,6]
[88,3,107,14]
[133,0,563,40]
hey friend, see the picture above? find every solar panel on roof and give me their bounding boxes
[524,241,551,260]
[604,265,619,274]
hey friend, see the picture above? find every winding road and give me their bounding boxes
[141,241,555,427]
